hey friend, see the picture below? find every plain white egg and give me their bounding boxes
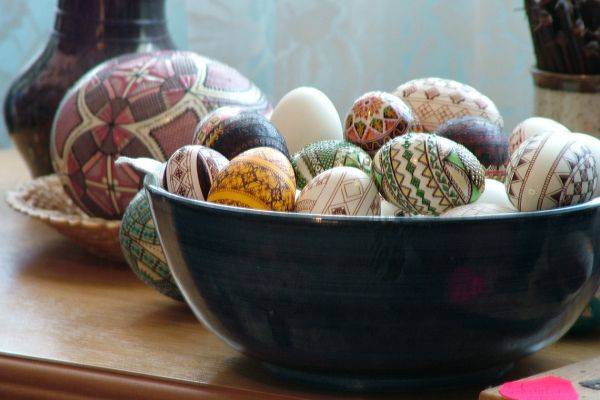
[270,87,343,155]
[476,179,516,210]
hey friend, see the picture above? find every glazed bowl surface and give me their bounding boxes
[145,172,600,389]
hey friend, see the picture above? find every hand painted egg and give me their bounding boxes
[290,140,372,189]
[441,203,517,217]
[207,147,296,211]
[476,179,515,210]
[163,145,228,200]
[373,133,485,216]
[193,110,289,160]
[392,77,503,132]
[434,116,509,181]
[50,50,271,219]
[120,191,183,301]
[295,167,380,216]
[508,117,570,155]
[505,133,596,211]
[270,87,343,155]
[573,133,600,197]
[344,91,418,155]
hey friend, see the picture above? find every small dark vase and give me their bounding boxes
[4,0,175,177]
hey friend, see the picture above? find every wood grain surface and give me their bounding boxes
[2,147,600,400]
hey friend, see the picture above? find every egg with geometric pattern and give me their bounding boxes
[51,50,272,219]
[295,166,381,216]
[392,77,503,133]
[120,190,183,301]
[373,133,486,216]
[207,147,296,211]
[505,133,597,212]
[163,145,228,201]
[291,140,372,189]
[344,91,418,156]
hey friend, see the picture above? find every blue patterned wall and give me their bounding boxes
[0,0,534,149]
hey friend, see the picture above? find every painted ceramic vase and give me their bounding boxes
[4,0,175,177]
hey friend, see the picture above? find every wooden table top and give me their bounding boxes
[2,147,600,399]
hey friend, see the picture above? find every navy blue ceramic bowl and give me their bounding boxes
[145,172,600,390]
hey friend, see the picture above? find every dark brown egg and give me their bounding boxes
[434,116,509,181]
[193,109,289,159]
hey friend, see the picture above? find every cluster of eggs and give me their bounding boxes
[49,49,600,299]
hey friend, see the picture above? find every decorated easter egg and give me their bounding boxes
[207,147,295,211]
[193,110,289,159]
[508,117,570,155]
[163,145,228,200]
[373,133,485,216]
[120,191,183,301]
[295,167,380,216]
[505,133,596,211]
[441,202,517,217]
[435,116,509,181]
[573,133,600,197]
[291,140,372,189]
[51,50,271,219]
[270,87,343,155]
[344,91,418,155]
[392,77,503,132]
[476,179,515,210]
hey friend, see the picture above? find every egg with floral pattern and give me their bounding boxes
[50,50,272,219]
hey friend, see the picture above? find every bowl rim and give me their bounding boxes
[144,172,600,224]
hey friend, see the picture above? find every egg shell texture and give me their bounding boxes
[291,140,372,189]
[434,116,509,181]
[120,191,183,301]
[373,133,485,216]
[194,111,289,159]
[344,91,417,155]
[207,147,296,211]
[51,50,271,219]
[508,117,570,155]
[441,202,517,217]
[505,133,596,211]
[164,145,228,201]
[393,77,503,133]
[270,87,343,155]
[295,167,380,216]
[476,179,515,210]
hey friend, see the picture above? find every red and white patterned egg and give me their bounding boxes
[50,50,271,219]
[392,77,503,133]
[344,91,417,156]
[163,145,228,201]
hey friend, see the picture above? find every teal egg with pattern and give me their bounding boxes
[120,191,183,301]
[290,140,372,189]
[373,133,485,216]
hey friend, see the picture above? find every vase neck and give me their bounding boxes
[53,0,171,45]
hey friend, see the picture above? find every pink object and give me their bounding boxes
[499,376,578,400]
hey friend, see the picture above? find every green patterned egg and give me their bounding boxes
[290,140,372,189]
[120,191,183,301]
[373,133,485,216]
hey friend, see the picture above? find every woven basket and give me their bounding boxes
[6,175,124,262]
